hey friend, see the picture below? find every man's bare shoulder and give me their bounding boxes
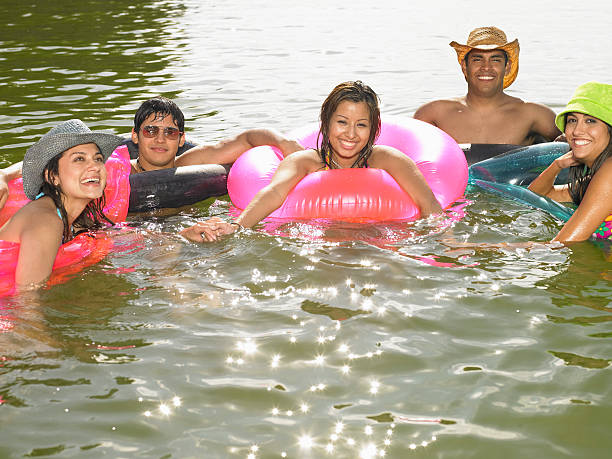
[414,97,467,123]
[501,95,555,114]
[522,100,557,117]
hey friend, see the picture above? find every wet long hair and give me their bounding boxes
[40,151,112,242]
[567,118,612,205]
[317,81,381,169]
[133,96,185,133]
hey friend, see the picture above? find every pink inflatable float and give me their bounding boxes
[228,118,468,221]
[0,145,131,296]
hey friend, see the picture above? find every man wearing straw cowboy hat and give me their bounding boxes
[415,26,560,146]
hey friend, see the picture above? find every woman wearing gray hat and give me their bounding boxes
[0,119,123,290]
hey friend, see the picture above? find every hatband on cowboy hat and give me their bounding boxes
[22,119,124,200]
[449,26,520,89]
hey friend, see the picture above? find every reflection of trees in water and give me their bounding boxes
[0,0,188,159]
[537,242,612,314]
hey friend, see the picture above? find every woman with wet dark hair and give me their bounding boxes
[0,119,123,289]
[181,81,442,242]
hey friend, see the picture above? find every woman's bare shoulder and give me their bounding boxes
[2,199,63,239]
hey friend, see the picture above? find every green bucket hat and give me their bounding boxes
[555,81,612,132]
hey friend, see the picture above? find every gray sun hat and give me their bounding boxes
[22,119,124,200]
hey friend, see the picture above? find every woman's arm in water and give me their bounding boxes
[176,129,304,167]
[369,146,442,217]
[552,158,612,243]
[6,203,64,289]
[180,150,318,242]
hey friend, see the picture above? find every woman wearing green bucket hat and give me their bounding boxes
[528,81,612,242]
[0,119,123,290]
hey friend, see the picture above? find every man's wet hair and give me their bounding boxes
[133,96,185,133]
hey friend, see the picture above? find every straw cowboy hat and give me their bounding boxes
[23,119,124,200]
[449,26,520,89]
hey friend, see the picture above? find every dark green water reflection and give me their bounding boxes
[0,0,187,162]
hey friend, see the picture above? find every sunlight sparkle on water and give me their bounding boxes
[172,396,181,407]
[270,354,281,368]
[359,443,378,458]
[369,380,381,394]
[159,403,171,416]
[298,434,314,449]
[310,383,326,392]
[237,339,257,355]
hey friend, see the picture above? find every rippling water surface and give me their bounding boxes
[1,1,611,458]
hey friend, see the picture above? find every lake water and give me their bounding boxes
[1,1,611,458]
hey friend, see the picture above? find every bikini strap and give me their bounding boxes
[34,192,63,222]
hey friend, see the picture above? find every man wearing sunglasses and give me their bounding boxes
[126,96,302,173]
[126,96,303,174]
[0,96,303,210]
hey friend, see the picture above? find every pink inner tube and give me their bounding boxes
[227,118,468,221]
[0,145,131,297]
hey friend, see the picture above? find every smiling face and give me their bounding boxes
[327,100,372,167]
[131,113,185,170]
[51,143,107,201]
[461,49,509,94]
[565,112,611,167]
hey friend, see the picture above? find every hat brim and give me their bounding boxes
[23,132,124,200]
[555,100,612,132]
[449,39,520,89]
